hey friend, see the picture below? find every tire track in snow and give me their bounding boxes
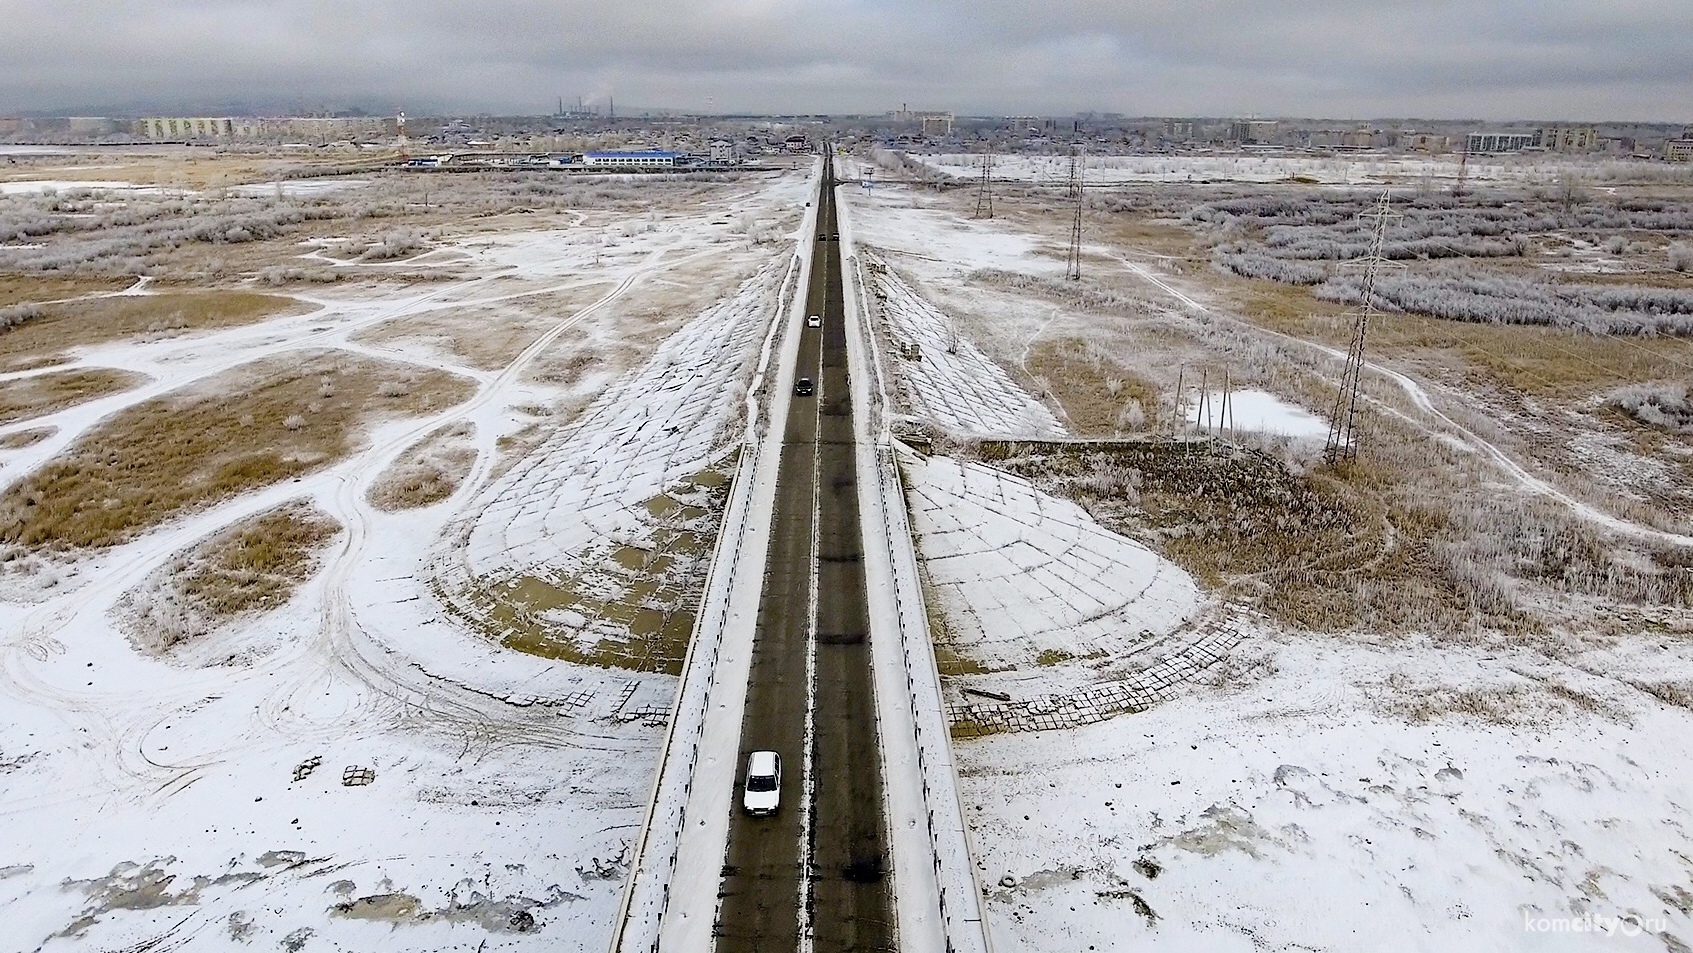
[255,244,721,755]
[0,245,711,808]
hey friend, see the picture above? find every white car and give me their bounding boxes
[742,750,781,816]
[806,314,822,328]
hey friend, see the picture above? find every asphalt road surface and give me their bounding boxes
[714,160,894,953]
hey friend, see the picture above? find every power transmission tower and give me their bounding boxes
[1065,149,1084,280]
[1453,143,1470,198]
[973,150,994,219]
[1324,191,1401,464]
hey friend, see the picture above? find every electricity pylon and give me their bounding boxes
[1324,191,1401,463]
[1064,149,1084,280]
[973,150,994,219]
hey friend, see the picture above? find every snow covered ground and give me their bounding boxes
[429,259,782,669]
[0,169,810,951]
[867,255,1063,438]
[961,633,1693,953]
[845,170,1693,952]
[905,455,1199,672]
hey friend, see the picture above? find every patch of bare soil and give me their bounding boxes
[0,349,472,551]
[367,422,477,510]
[118,501,340,660]
[0,291,306,370]
[0,368,147,425]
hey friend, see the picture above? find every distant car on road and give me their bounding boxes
[794,377,815,396]
[743,750,781,816]
[807,314,822,328]
[829,232,840,241]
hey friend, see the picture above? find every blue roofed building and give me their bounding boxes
[582,150,678,170]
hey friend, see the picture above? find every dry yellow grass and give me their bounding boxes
[977,439,1510,634]
[0,368,147,425]
[1026,338,1162,436]
[0,349,472,551]
[1208,272,1693,401]
[0,275,133,309]
[367,422,477,510]
[1,291,305,369]
[0,153,363,192]
[0,427,53,449]
[123,501,341,656]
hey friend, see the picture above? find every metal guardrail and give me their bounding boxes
[610,250,804,953]
[847,235,995,953]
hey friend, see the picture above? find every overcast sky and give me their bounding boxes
[4,0,1690,121]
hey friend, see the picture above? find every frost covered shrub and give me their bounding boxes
[359,229,426,261]
[967,268,1157,312]
[0,303,42,330]
[1214,251,1329,284]
[1672,243,1693,273]
[1316,266,1693,335]
[1608,382,1693,432]
[259,265,339,285]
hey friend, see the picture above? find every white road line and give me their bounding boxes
[799,382,822,953]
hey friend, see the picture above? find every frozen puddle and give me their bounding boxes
[1187,388,1328,438]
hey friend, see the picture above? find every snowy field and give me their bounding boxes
[962,634,1693,953]
[1187,388,1330,439]
[843,168,1693,951]
[0,168,810,951]
[917,152,1682,187]
[430,258,784,668]
[866,253,1063,438]
[906,455,1199,673]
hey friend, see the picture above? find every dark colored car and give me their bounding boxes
[794,377,815,396]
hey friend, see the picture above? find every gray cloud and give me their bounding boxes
[2,0,1688,119]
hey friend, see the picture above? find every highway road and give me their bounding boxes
[714,159,894,953]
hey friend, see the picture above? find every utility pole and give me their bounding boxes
[1065,148,1084,280]
[1325,190,1401,464]
[973,149,994,219]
